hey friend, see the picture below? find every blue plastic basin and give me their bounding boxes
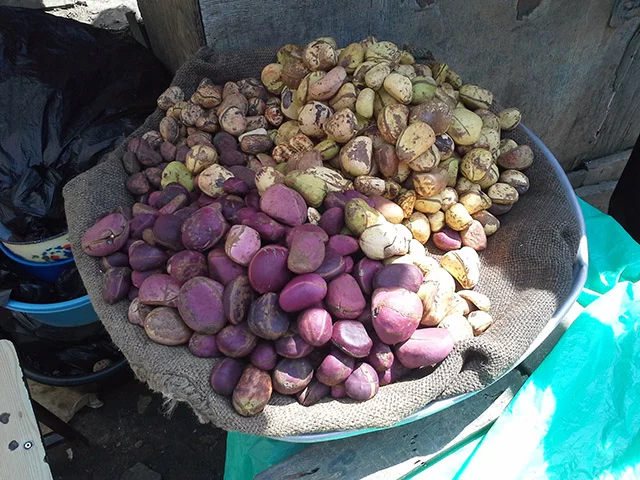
[5,295,99,328]
[0,242,75,283]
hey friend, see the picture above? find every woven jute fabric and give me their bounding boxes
[64,47,581,437]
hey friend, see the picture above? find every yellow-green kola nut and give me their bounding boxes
[353,175,387,196]
[439,157,459,187]
[284,171,329,207]
[445,203,473,231]
[261,63,284,95]
[383,73,413,104]
[459,190,492,215]
[468,311,494,335]
[340,136,373,176]
[323,108,358,143]
[499,138,518,155]
[314,139,340,160]
[446,69,462,89]
[344,198,385,236]
[396,189,417,218]
[459,84,493,109]
[456,176,481,195]
[352,61,377,88]
[185,144,218,175]
[418,267,456,326]
[277,44,302,64]
[414,193,443,214]
[378,104,409,144]
[447,108,483,145]
[431,62,449,85]
[359,223,411,260]
[297,101,332,138]
[487,183,520,205]
[161,161,194,191]
[399,50,416,65]
[460,148,494,182]
[275,121,300,145]
[411,76,437,104]
[407,145,440,172]
[198,164,234,197]
[472,210,500,236]
[498,108,521,131]
[295,71,322,104]
[280,87,303,120]
[458,290,491,312]
[475,109,501,132]
[394,64,416,79]
[302,38,337,71]
[427,210,445,232]
[440,187,458,211]
[403,211,431,243]
[413,168,448,198]
[373,88,400,117]
[337,43,365,73]
[440,246,480,289]
[329,83,357,111]
[476,164,500,189]
[304,166,350,192]
[396,121,436,163]
[255,166,285,195]
[365,63,391,90]
[356,88,376,119]
[365,41,401,64]
[414,64,433,78]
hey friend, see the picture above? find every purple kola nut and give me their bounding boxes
[297,380,331,406]
[188,333,221,358]
[354,258,384,295]
[148,191,161,208]
[326,274,366,319]
[133,138,162,167]
[177,276,226,334]
[332,320,373,358]
[219,194,247,223]
[433,227,462,252]
[82,213,130,257]
[378,358,411,386]
[272,357,313,395]
[236,207,260,225]
[313,247,346,281]
[223,177,250,196]
[344,256,354,273]
[128,240,169,272]
[371,288,423,345]
[285,224,329,246]
[144,307,193,346]
[356,305,373,327]
[249,342,278,371]
[228,166,256,189]
[278,274,328,312]
[316,349,355,386]
[328,235,359,256]
[198,193,217,207]
[127,172,151,196]
[368,339,394,372]
[223,275,255,325]
[208,248,248,286]
[288,233,326,274]
[297,308,333,346]
[152,214,185,251]
[395,327,454,369]
[260,184,308,226]
[128,297,151,326]
[373,264,424,293]
[220,150,248,167]
[216,323,258,358]
[248,245,291,293]
[275,332,314,358]
[242,212,286,241]
[181,205,230,252]
[131,269,162,288]
[331,383,347,398]
[102,267,131,304]
[139,274,181,307]
[210,357,244,396]
[156,183,189,209]
[129,213,156,239]
[319,207,345,236]
[247,293,291,340]
[245,190,261,210]
[343,190,375,208]
[167,250,208,284]
[323,192,348,210]
[132,203,157,217]
[225,225,261,266]
[128,287,139,301]
[160,141,177,162]
[213,131,238,151]
[157,193,189,216]
[100,252,129,271]
[345,362,379,401]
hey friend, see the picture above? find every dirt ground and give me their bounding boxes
[46,369,227,480]
[47,0,140,31]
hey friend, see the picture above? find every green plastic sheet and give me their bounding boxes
[225,200,640,479]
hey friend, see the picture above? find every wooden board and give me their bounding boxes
[137,0,206,73]
[257,370,525,480]
[0,340,52,480]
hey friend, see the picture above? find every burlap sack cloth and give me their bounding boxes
[64,47,581,437]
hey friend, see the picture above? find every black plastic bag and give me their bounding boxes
[0,7,171,241]
[609,134,640,243]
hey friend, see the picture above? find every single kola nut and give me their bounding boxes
[475,109,501,132]
[411,76,437,105]
[365,63,392,90]
[378,104,409,144]
[314,139,340,160]
[440,187,458,211]
[413,63,432,77]
[277,43,303,64]
[435,133,455,159]
[297,101,333,138]
[445,202,473,231]
[487,183,519,205]
[330,82,358,111]
[289,133,314,153]
[440,246,480,289]
[459,190,492,215]
[337,43,365,73]
[427,211,445,232]
[302,38,337,71]
[457,290,491,312]
[365,40,401,64]
[467,310,494,335]
[447,108,483,145]
[247,97,266,116]
[265,105,284,127]
[192,78,223,108]
[431,62,448,85]
[159,117,179,143]
[476,164,499,190]
[395,122,436,163]
[281,57,309,89]
[472,210,500,236]
[167,101,186,120]
[222,82,241,98]
[383,72,413,104]
[261,63,285,94]
[460,148,494,182]
[446,69,462,89]
[407,145,440,172]
[308,66,347,101]
[352,61,377,88]
[157,86,185,110]
[440,157,459,187]
[359,223,411,260]
[185,145,218,174]
[459,84,493,110]
[340,136,373,176]
[280,87,303,120]
[181,102,205,127]
[499,170,530,195]
[395,64,416,79]
[353,175,387,197]
[294,72,314,105]
[272,144,294,163]
[413,169,448,198]
[356,88,376,119]
[497,145,534,170]
[497,108,521,131]
[403,211,430,243]
[324,108,358,143]
[414,193,442,214]
[195,110,220,133]
[396,190,417,218]
[219,106,247,136]
[460,219,487,251]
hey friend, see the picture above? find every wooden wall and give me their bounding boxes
[138,0,640,171]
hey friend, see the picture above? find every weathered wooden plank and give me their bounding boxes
[0,340,52,480]
[583,149,631,186]
[575,180,619,213]
[257,370,526,480]
[137,0,205,72]
[197,0,640,170]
